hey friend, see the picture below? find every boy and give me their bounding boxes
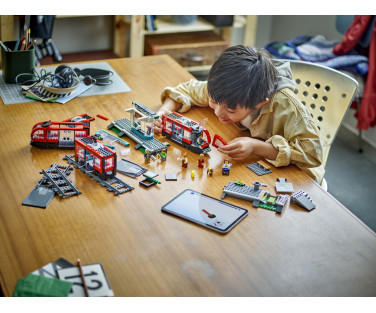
[154,46,324,184]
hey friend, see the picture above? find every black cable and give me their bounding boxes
[15,68,63,91]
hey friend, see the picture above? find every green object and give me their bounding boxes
[1,40,35,84]
[109,126,121,135]
[257,195,278,212]
[257,202,277,212]
[25,93,58,103]
[145,176,161,184]
[13,274,73,297]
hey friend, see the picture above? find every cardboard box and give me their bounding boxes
[144,31,229,67]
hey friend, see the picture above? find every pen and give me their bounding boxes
[77,258,89,297]
[19,37,25,51]
[25,28,30,47]
[27,40,36,50]
[0,41,11,52]
[20,40,26,51]
[14,39,20,51]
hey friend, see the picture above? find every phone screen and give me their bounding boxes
[162,189,248,233]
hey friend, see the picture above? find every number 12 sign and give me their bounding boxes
[57,263,114,297]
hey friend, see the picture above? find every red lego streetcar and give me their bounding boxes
[30,114,94,149]
[161,112,212,154]
[30,120,90,149]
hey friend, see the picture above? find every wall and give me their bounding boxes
[52,16,114,53]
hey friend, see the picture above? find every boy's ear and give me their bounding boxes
[254,98,269,109]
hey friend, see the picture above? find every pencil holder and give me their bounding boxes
[1,40,35,84]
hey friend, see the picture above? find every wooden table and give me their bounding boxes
[1,55,376,297]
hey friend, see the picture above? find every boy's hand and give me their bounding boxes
[154,108,172,135]
[218,137,278,161]
[154,97,182,135]
[218,137,258,160]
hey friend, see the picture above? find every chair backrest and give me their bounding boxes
[287,60,358,167]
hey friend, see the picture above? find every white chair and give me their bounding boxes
[288,60,359,190]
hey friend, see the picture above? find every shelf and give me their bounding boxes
[184,65,212,73]
[143,16,216,35]
[114,15,258,72]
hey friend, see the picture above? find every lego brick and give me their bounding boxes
[246,162,272,176]
[291,190,316,211]
[144,171,158,179]
[165,174,177,181]
[139,178,157,188]
[294,195,316,211]
[275,178,294,193]
[222,181,288,213]
[212,134,227,148]
[22,185,55,208]
[117,159,147,178]
[222,181,263,202]
[257,160,271,170]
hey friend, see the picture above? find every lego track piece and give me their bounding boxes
[40,166,81,198]
[44,162,73,176]
[89,174,134,195]
[63,154,83,169]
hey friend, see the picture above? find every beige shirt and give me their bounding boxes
[161,79,325,183]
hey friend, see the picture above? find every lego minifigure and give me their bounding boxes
[222,159,232,175]
[197,153,205,168]
[177,153,188,168]
[158,149,167,161]
[207,167,214,176]
[196,135,204,145]
[146,125,152,136]
[191,170,196,178]
[144,149,154,164]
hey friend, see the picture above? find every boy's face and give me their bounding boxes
[208,98,252,125]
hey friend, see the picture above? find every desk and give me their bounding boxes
[1,55,376,297]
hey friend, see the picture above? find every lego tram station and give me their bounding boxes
[27,100,314,211]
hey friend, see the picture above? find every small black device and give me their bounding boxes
[74,67,113,86]
[162,189,248,234]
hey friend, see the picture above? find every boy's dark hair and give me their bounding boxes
[207,45,277,110]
